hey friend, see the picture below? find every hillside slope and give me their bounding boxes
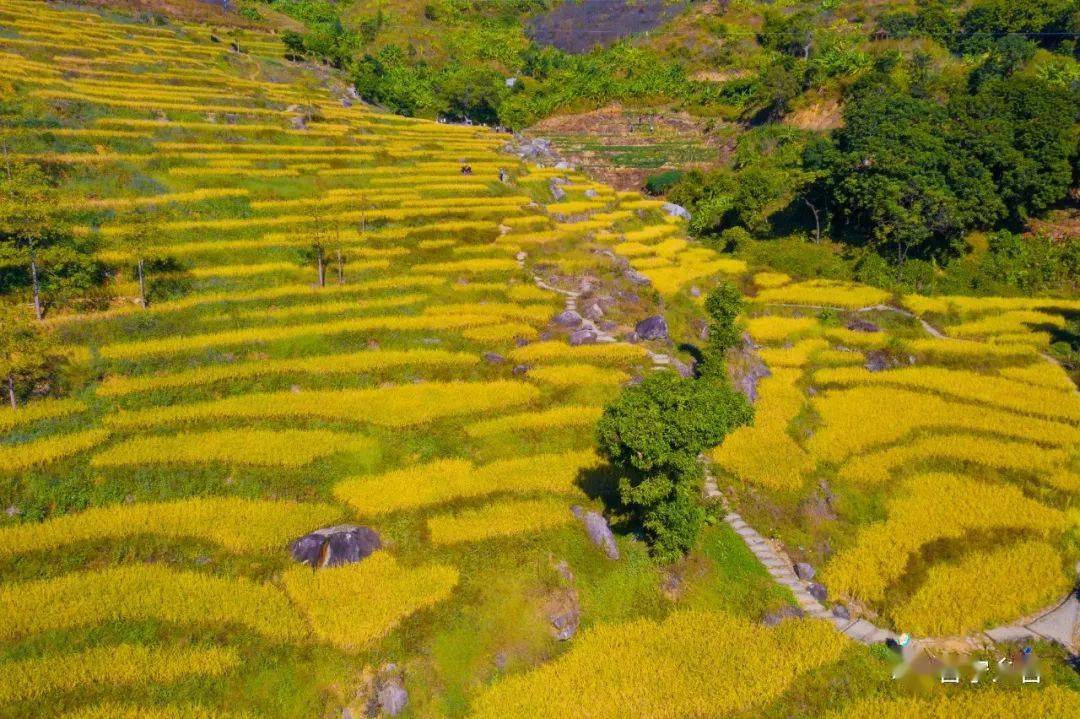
[1,1,1079,717]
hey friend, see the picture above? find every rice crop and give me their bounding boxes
[753,280,890,309]
[0,565,307,641]
[97,349,478,396]
[820,473,1068,604]
[902,294,1080,318]
[756,339,829,368]
[753,272,791,289]
[102,382,540,429]
[641,258,746,295]
[427,498,573,544]
[470,611,847,719]
[464,405,603,437]
[0,497,339,557]
[0,429,109,472]
[945,310,1066,338]
[806,387,1080,463]
[282,553,458,651]
[887,540,1071,636]
[97,313,503,359]
[57,703,256,719]
[712,369,812,492]
[461,322,540,342]
[837,433,1069,485]
[0,643,241,703]
[507,341,648,365]
[0,398,85,431]
[526,364,630,387]
[830,689,1080,719]
[812,366,1080,422]
[333,450,599,515]
[746,316,820,344]
[91,429,376,468]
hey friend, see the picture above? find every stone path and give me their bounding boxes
[704,464,1080,650]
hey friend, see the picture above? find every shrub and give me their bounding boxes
[597,371,752,560]
[644,170,684,196]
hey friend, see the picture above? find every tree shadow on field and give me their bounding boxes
[676,342,704,378]
[575,463,640,536]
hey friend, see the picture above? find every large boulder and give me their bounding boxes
[794,562,816,581]
[290,525,381,568]
[553,310,583,328]
[634,315,669,341]
[661,202,691,221]
[808,582,828,602]
[572,505,619,560]
[846,318,880,333]
[549,183,567,202]
[569,328,597,346]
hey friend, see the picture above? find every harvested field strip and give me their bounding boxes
[95,347,475,397]
[712,369,812,492]
[464,406,603,437]
[333,450,599,515]
[0,429,109,472]
[0,644,241,704]
[820,473,1069,604]
[470,612,848,719]
[807,387,1080,463]
[282,553,458,652]
[97,313,503,360]
[0,398,85,431]
[0,497,340,556]
[0,565,307,641]
[887,540,1071,636]
[102,382,540,429]
[812,366,1080,422]
[427,498,573,544]
[90,429,376,468]
[837,433,1070,485]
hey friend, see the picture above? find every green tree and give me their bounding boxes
[596,372,752,561]
[0,301,61,409]
[0,153,104,318]
[701,282,743,378]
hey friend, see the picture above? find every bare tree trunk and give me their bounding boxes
[137,257,147,307]
[803,197,821,244]
[29,256,42,321]
[6,375,16,410]
[336,249,344,284]
[316,247,325,287]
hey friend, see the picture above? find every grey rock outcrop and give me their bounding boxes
[569,328,597,346]
[290,525,381,568]
[634,315,668,341]
[572,505,619,560]
[661,202,691,221]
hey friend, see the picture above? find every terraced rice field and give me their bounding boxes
[705,272,1080,638]
[1,1,1077,716]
